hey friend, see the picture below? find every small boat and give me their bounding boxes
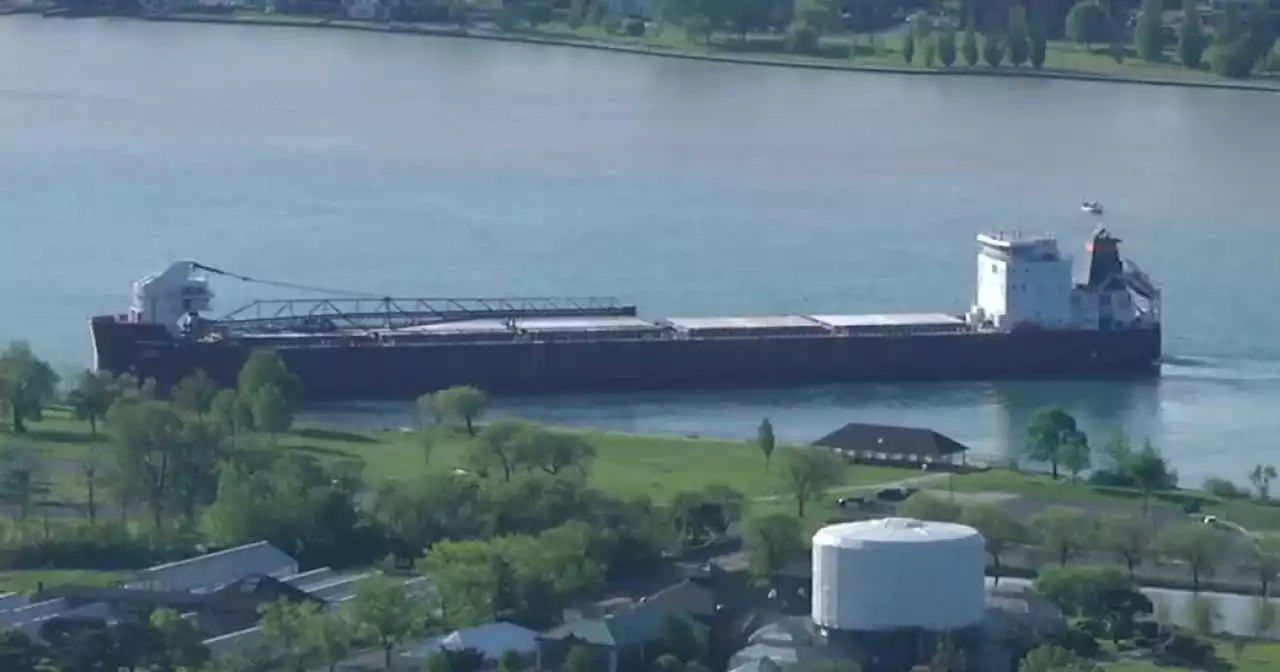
[1081,201,1104,215]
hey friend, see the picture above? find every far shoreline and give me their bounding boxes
[11,10,1280,94]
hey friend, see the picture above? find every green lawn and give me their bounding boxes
[0,570,129,595]
[1105,640,1280,671]
[12,408,917,509]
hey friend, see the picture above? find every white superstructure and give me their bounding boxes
[128,261,214,334]
[811,517,986,632]
[968,227,1157,332]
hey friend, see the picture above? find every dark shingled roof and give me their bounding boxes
[812,423,970,459]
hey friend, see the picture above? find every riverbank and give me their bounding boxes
[127,11,1280,93]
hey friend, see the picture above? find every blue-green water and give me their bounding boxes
[2,16,1278,486]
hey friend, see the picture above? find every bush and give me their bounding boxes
[1203,476,1250,500]
[787,24,820,54]
[1056,623,1102,658]
[625,17,645,37]
[1089,469,1136,488]
[1161,631,1215,667]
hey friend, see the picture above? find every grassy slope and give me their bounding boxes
[949,468,1280,531]
[14,408,917,508]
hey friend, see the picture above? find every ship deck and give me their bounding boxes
[220,311,973,345]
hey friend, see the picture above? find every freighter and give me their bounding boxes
[90,227,1161,400]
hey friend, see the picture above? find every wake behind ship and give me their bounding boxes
[91,227,1162,400]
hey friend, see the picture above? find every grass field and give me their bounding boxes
[9,408,918,514]
[0,570,129,595]
[948,468,1280,532]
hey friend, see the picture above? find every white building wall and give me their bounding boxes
[974,235,1073,330]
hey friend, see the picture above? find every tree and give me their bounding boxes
[1032,506,1095,567]
[1033,565,1129,617]
[67,369,118,435]
[305,607,353,672]
[757,418,775,470]
[259,600,321,672]
[1187,593,1219,636]
[1058,432,1091,485]
[0,630,46,671]
[1020,645,1101,672]
[432,386,488,435]
[82,450,102,525]
[0,341,59,434]
[472,419,533,481]
[567,0,586,28]
[672,485,745,546]
[498,650,525,672]
[899,493,963,523]
[1157,522,1231,591]
[562,646,596,672]
[1025,407,1079,480]
[0,443,43,521]
[982,31,1005,67]
[237,349,300,404]
[903,31,916,63]
[168,370,217,417]
[1251,595,1278,639]
[779,448,844,517]
[926,33,942,67]
[1250,464,1277,500]
[938,26,957,66]
[1029,18,1047,68]
[1248,536,1280,596]
[653,653,685,672]
[961,21,979,66]
[1099,513,1154,581]
[744,513,806,579]
[1130,440,1176,515]
[107,399,190,530]
[1008,5,1030,66]
[351,574,429,669]
[210,388,253,434]
[962,503,1023,583]
[519,429,595,477]
[150,607,210,670]
[248,384,293,433]
[1135,0,1163,61]
[1178,0,1207,68]
[1215,0,1242,46]
[1065,0,1107,47]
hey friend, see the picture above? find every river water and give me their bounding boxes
[2,16,1279,486]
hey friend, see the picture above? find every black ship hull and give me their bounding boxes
[91,317,1162,401]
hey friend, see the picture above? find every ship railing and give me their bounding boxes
[216,296,636,332]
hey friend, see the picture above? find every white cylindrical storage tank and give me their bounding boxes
[812,517,985,632]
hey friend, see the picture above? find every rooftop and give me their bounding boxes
[812,422,970,459]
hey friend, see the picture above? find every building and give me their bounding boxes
[400,621,540,668]
[537,580,715,672]
[0,541,426,661]
[812,422,970,468]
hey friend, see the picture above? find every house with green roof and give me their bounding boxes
[536,580,715,672]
